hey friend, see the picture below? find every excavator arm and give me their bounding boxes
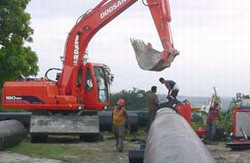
[131,0,179,71]
[59,0,179,95]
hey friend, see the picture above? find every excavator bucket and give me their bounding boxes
[131,0,179,71]
[131,39,179,71]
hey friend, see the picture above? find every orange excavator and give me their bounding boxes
[2,0,179,142]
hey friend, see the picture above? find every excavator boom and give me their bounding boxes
[59,0,178,95]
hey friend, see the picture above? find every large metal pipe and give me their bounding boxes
[0,112,31,128]
[144,108,215,163]
[98,111,138,132]
[0,120,27,150]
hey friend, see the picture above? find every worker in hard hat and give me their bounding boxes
[112,99,131,152]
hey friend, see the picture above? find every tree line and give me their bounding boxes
[108,87,150,111]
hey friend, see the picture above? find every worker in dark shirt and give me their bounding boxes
[159,77,180,105]
[147,86,159,133]
[206,102,220,144]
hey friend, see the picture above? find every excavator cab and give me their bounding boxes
[81,63,112,110]
[28,63,113,141]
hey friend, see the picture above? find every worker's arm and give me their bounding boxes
[111,108,114,123]
[167,89,172,100]
[124,110,131,132]
[154,95,159,107]
[216,108,221,121]
[164,82,171,95]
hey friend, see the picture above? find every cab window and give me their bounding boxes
[85,68,93,91]
[94,66,108,102]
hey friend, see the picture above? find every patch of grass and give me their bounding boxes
[101,131,113,137]
[0,107,29,112]
[127,127,146,138]
[218,141,226,145]
[7,140,91,161]
[6,129,146,162]
[102,127,146,139]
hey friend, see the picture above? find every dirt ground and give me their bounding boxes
[206,144,250,163]
[0,151,61,163]
[0,135,142,163]
[1,136,250,163]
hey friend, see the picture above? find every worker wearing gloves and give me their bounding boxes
[112,99,130,152]
[159,77,180,106]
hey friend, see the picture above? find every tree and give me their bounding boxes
[109,88,148,110]
[0,0,38,88]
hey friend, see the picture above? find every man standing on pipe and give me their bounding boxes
[111,99,131,152]
[159,77,181,108]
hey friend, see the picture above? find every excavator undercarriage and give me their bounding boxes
[30,110,100,142]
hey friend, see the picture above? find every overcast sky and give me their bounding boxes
[26,0,250,97]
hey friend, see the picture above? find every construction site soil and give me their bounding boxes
[0,135,250,163]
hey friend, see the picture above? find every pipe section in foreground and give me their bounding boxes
[0,120,27,150]
[144,108,215,163]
